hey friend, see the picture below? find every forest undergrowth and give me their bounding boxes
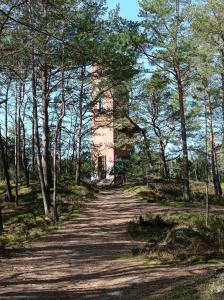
[0,179,98,253]
[126,179,224,299]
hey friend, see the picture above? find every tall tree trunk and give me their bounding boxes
[152,121,169,178]
[52,67,66,221]
[75,67,85,185]
[27,1,35,172]
[32,102,35,169]
[41,64,51,202]
[20,120,29,186]
[58,127,62,175]
[207,94,222,197]
[0,129,14,202]
[174,67,190,200]
[221,50,224,141]
[204,100,209,227]
[41,0,51,206]
[174,0,190,200]
[159,141,169,178]
[4,80,10,168]
[0,206,3,234]
[214,150,222,195]
[28,0,50,214]
[32,53,50,215]
[14,84,21,207]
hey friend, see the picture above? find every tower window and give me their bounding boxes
[99,95,105,113]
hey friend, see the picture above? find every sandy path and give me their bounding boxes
[0,188,221,299]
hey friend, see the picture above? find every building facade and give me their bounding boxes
[91,67,130,182]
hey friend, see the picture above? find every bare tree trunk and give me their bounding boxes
[214,150,222,195]
[32,103,35,169]
[207,95,222,197]
[0,129,14,202]
[28,0,35,172]
[221,50,224,141]
[32,53,50,215]
[0,206,3,234]
[152,121,169,178]
[58,127,62,175]
[52,67,66,221]
[173,0,190,200]
[20,120,29,186]
[75,67,85,185]
[28,0,50,215]
[204,101,209,227]
[41,0,51,208]
[159,141,169,178]
[15,85,20,207]
[4,80,10,168]
[174,67,190,200]
[41,61,51,205]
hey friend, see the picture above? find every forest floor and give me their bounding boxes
[0,185,224,299]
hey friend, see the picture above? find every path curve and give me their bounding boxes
[0,188,220,299]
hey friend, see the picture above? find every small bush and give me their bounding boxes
[128,215,176,243]
[128,214,224,264]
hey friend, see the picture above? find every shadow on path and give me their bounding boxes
[0,188,220,299]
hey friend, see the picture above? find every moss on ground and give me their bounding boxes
[152,269,224,300]
[0,180,98,252]
[125,179,223,208]
[128,213,224,265]
[126,180,224,265]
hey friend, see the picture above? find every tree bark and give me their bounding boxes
[221,49,224,141]
[32,52,50,215]
[41,0,51,207]
[52,67,66,221]
[20,119,29,186]
[174,66,190,200]
[204,101,209,227]
[4,80,10,169]
[152,119,169,178]
[0,206,3,234]
[32,101,35,169]
[159,140,169,178]
[207,94,222,197]
[75,67,85,185]
[173,0,190,200]
[0,129,14,202]
[14,84,20,207]
[41,64,51,201]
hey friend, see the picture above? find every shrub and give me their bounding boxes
[128,213,224,264]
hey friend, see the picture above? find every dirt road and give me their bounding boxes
[0,188,220,299]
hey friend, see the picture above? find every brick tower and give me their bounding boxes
[91,67,130,182]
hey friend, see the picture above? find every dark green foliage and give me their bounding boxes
[128,215,176,243]
[128,213,224,264]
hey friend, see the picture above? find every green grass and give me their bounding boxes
[153,269,224,300]
[125,179,224,208]
[155,283,199,300]
[0,179,98,252]
[127,212,224,266]
[125,180,224,264]
[126,180,224,299]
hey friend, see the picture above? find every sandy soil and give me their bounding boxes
[0,188,222,299]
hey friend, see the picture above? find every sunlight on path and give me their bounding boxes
[0,188,219,299]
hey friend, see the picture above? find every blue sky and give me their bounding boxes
[107,0,140,20]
